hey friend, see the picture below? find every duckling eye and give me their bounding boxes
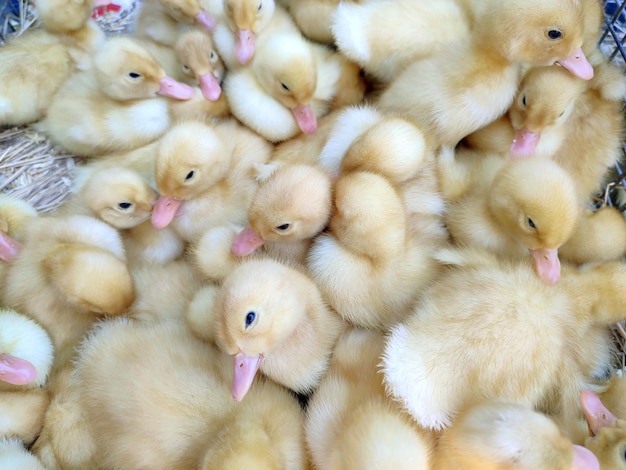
[621,446,626,461]
[547,29,562,40]
[128,72,142,79]
[257,2,262,11]
[528,218,536,229]
[558,110,565,117]
[182,64,190,73]
[281,82,290,92]
[185,170,195,181]
[521,95,527,107]
[245,311,256,329]
[276,223,290,231]
[118,202,132,210]
[209,50,216,61]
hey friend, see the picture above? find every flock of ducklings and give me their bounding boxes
[1,0,626,468]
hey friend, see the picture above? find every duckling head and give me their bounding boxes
[0,195,37,262]
[487,158,579,284]
[175,30,225,101]
[224,0,276,64]
[214,259,305,401]
[160,0,215,31]
[581,390,626,469]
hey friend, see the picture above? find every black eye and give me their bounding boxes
[182,64,190,72]
[558,110,565,117]
[209,50,216,60]
[621,445,626,461]
[128,72,141,79]
[281,82,290,92]
[547,29,562,40]
[245,311,256,328]
[118,202,132,210]
[276,223,290,231]
[521,95,526,107]
[185,170,195,181]
[257,2,262,11]
[528,218,536,229]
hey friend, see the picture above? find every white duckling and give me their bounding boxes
[0,437,46,470]
[210,258,346,401]
[382,246,626,432]
[38,36,194,157]
[377,0,593,148]
[151,118,272,243]
[0,30,73,126]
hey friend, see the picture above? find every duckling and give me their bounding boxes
[279,0,340,44]
[307,170,443,330]
[0,195,38,267]
[442,155,580,284]
[135,0,216,47]
[381,246,626,432]
[377,0,593,148]
[38,318,307,469]
[174,29,225,101]
[1,215,135,380]
[231,163,332,264]
[211,0,295,68]
[211,258,346,401]
[0,437,46,470]
[192,223,243,281]
[305,327,434,470]
[223,30,363,143]
[433,401,600,470]
[38,36,194,156]
[167,85,231,121]
[0,30,73,126]
[0,309,54,445]
[331,0,470,83]
[559,206,626,266]
[581,389,626,469]
[151,118,272,243]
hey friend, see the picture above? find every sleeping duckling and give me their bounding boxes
[174,29,225,100]
[1,215,135,379]
[151,119,272,243]
[559,206,626,266]
[39,318,307,469]
[0,437,46,470]
[231,163,332,264]
[442,155,580,284]
[305,327,434,469]
[135,0,216,47]
[38,36,194,157]
[377,0,593,148]
[331,0,470,84]
[210,258,346,401]
[0,309,54,446]
[433,401,600,470]
[381,246,626,432]
[581,389,626,469]
[0,30,73,126]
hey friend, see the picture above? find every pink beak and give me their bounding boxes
[151,195,183,229]
[231,226,266,256]
[556,47,594,80]
[291,104,317,134]
[510,127,540,158]
[195,10,216,32]
[231,352,263,401]
[157,77,195,100]
[0,353,37,385]
[235,29,255,65]
[530,247,561,284]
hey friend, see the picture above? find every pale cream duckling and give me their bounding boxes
[381,246,626,432]
[278,0,341,44]
[0,437,46,470]
[559,206,626,266]
[305,327,434,470]
[443,156,580,284]
[0,30,73,126]
[38,36,194,157]
[0,309,54,446]
[433,401,600,470]
[175,29,225,101]
[1,215,135,381]
[307,170,441,330]
[210,258,346,401]
[331,0,470,83]
[37,318,307,469]
[231,163,332,264]
[135,0,216,47]
[377,0,593,148]
[151,119,272,243]
[580,390,626,469]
